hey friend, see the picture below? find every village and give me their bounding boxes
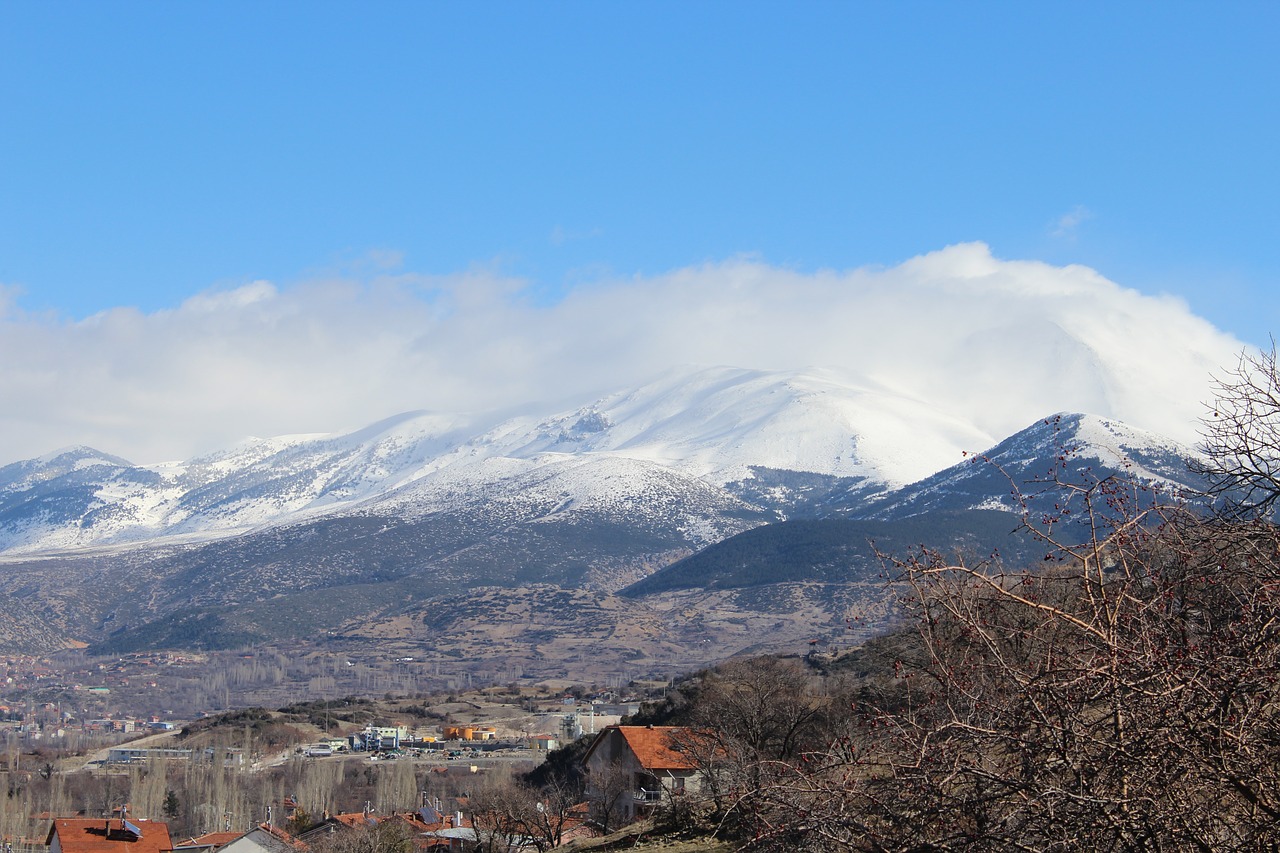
[39,715,705,853]
[60,721,702,852]
[1,649,650,759]
[0,648,711,853]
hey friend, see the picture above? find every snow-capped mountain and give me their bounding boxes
[0,365,996,556]
[849,411,1208,520]
[491,365,994,485]
[0,367,1213,659]
[619,413,1211,602]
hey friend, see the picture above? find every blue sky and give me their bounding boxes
[3,3,1277,340]
[0,3,1272,464]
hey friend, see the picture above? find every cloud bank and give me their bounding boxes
[0,243,1245,466]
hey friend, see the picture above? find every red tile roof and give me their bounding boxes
[176,832,240,849]
[328,814,374,829]
[252,824,307,851]
[615,726,696,772]
[47,819,173,853]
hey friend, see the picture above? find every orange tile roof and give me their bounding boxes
[328,814,374,829]
[383,813,431,832]
[47,819,174,853]
[615,726,696,772]
[252,823,307,851]
[176,832,240,849]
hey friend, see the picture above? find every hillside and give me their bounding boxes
[620,509,1032,597]
[0,377,1211,668]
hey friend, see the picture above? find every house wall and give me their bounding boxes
[584,729,642,821]
[583,728,698,823]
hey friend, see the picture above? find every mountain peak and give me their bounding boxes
[847,411,1207,521]
[0,372,1197,557]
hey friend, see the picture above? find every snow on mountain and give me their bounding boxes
[478,365,994,485]
[851,412,1208,520]
[0,447,158,552]
[0,410,496,554]
[0,446,135,488]
[0,367,1195,557]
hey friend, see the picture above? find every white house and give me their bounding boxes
[581,725,700,824]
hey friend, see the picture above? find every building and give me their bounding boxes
[46,819,173,853]
[106,747,243,766]
[441,725,496,741]
[171,831,242,853]
[358,725,409,750]
[106,747,192,765]
[529,734,559,751]
[297,810,469,852]
[214,825,302,853]
[581,725,700,824]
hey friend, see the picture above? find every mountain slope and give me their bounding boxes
[0,366,994,556]
[0,367,1213,663]
[846,412,1208,520]
[620,510,1032,597]
[623,412,1210,605]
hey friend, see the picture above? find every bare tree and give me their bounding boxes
[692,657,826,763]
[518,772,586,852]
[309,819,413,853]
[373,759,416,814]
[467,771,587,853]
[584,758,632,835]
[661,656,829,833]
[1197,342,1280,516]
[126,758,167,820]
[740,467,1280,850]
[296,755,346,821]
[468,773,533,853]
[666,726,740,821]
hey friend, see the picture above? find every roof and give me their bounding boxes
[47,819,174,853]
[424,828,476,842]
[223,825,305,853]
[175,832,240,849]
[585,725,696,772]
[328,814,376,829]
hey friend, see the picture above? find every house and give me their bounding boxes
[529,734,559,751]
[293,812,376,840]
[581,725,700,824]
[396,810,474,852]
[214,825,303,853]
[171,831,241,853]
[296,810,469,852]
[46,819,173,853]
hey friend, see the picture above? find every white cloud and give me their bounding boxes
[0,243,1245,465]
[178,281,277,313]
[1050,204,1093,239]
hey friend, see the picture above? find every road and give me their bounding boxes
[68,728,184,772]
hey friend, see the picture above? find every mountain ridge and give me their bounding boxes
[0,365,996,556]
[0,367,1213,667]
